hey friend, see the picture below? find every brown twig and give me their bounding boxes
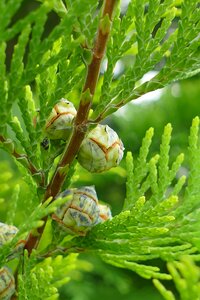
[24,0,117,255]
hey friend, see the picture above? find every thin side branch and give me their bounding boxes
[0,135,45,186]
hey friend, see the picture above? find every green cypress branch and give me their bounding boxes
[58,117,200,280]
[91,0,200,122]
[0,1,200,298]
[154,256,200,300]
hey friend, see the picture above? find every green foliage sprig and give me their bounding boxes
[59,117,200,280]
[153,256,200,300]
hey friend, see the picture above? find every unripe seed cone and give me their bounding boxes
[98,204,112,223]
[0,222,25,257]
[0,267,15,300]
[45,99,77,140]
[0,223,18,246]
[53,186,100,235]
[77,125,124,173]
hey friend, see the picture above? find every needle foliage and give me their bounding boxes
[0,0,199,299]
